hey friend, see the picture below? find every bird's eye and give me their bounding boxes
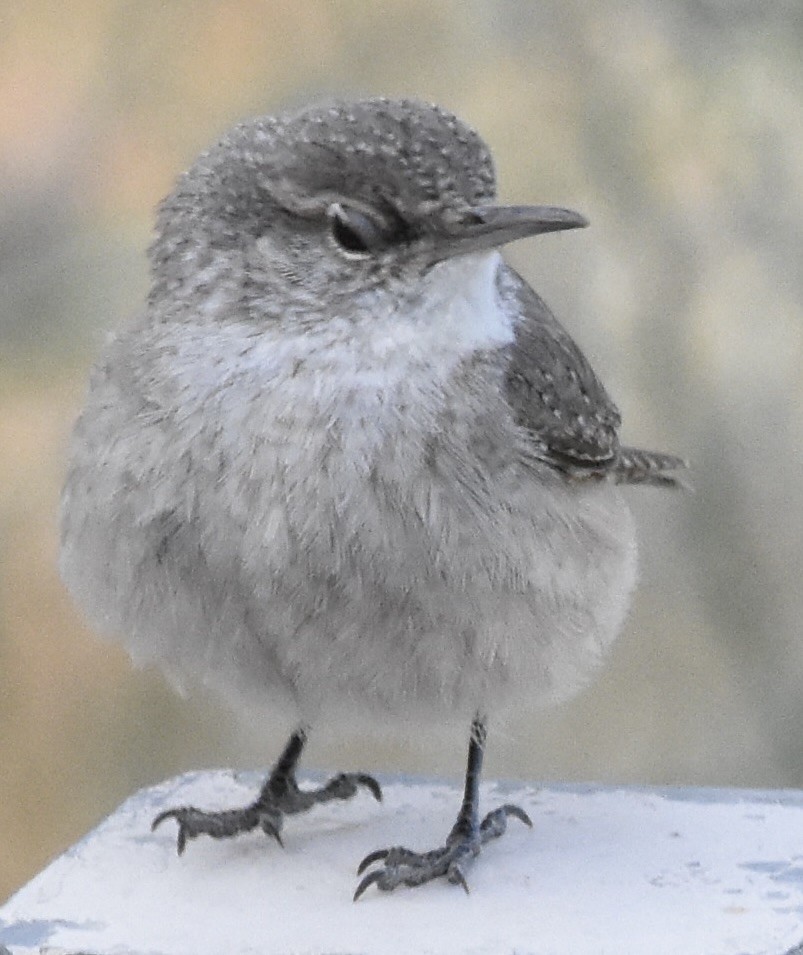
[327,203,386,258]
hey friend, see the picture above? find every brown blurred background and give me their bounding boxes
[1,0,801,903]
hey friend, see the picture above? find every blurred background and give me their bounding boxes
[1,0,801,902]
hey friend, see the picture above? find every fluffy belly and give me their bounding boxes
[141,477,639,726]
[60,324,637,727]
[283,485,637,722]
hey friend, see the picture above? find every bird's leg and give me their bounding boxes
[152,726,381,855]
[354,716,531,899]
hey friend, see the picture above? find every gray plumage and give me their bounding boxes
[60,97,684,739]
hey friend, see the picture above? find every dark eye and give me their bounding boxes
[327,203,387,258]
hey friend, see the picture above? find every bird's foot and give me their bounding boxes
[354,802,531,900]
[152,800,284,854]
[152,771,382,855]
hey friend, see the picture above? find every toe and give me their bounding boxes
[446,861,471,894]
[357,847,390,875]
[151,806,184,832]
[354,868,387,901]
[355,773,383,802]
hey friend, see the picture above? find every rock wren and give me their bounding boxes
[59,97,685,898]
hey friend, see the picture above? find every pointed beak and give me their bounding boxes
[430,204,588,263]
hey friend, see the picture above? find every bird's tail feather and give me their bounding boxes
[613,446,690,489]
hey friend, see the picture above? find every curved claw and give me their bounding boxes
[504,804,533,828]
[447,863,471,895]
[151,807,190,855]
[355,773,383,802]
[151,807,181,832]
[353,868,385,902]
[357,847,390,875]
[479,803,533,842]
[260,817,284,848]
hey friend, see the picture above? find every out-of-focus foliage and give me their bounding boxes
[1,0,801,902]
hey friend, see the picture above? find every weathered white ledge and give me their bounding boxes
[1,770,802,955]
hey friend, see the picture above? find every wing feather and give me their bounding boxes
[500,266,686,488]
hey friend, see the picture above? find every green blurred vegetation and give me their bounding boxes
[1,0,801,903]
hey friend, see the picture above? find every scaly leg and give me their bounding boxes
[354,717,531,899]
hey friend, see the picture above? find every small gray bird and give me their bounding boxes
[60,97,685,898]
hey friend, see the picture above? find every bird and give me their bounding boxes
[59,97,686,899]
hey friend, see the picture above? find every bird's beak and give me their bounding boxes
[430,204,588,264]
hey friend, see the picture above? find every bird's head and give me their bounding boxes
[148,98,586,331]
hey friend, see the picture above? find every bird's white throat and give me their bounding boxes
[317,250,513,405]
[410,250,513,353]
[322,250,513,387]
[208,250,510,397]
